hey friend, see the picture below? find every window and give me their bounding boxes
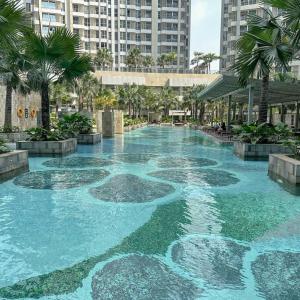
[42,1,56,9]
[42,13,56,22]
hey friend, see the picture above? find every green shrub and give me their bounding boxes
[58,113,93,136]
[26,128,67,141]
[234,122,291,144]
[0,125,20,133]
[0,139,11,154]
[283,138,300,159]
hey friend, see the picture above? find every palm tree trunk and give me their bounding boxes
[41,82,50,130]
[199,102,205,125]
[4,82,13,128]
[259,74,269,123]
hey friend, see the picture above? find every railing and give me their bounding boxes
[93,66,220,75]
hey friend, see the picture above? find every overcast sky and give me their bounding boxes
[190,0,222,71]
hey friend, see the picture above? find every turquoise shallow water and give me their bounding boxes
[0,127,300,299]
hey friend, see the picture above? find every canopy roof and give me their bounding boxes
[198,75,300,104]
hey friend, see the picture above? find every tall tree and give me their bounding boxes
[0,47,30,127]
[191,51,204,68]
[142,55,155,70]
[125,48,143,70]
[231,8,293,123]
[94,48,113,70]
[264,0,300,47]
[50,82,71,117]
[25,28,93,129]
[0,0,29,47]
[202,53,220,73]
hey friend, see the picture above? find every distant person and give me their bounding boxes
[221,122,226,131]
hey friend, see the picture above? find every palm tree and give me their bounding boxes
[160,86,177,115]
[142,55,155,71]
[0,0,29,47]
[0,47,30,127]
[157,54,168,69]
[125,48,143,70]
[94,88,116,110]
[50,82,71,117]
[75,73,99,112]
[264,0,300,47]
[231,8,293,123]
[94,48,113,70]
[25,28,93,129]
[202,53,220,73]
[191,52,204,68]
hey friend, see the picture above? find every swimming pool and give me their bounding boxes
[0,126,299,299]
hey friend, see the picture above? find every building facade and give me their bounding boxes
[220,0,300,76]
[25,0,191,70]
[220,0,269,73]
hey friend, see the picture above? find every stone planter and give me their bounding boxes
[16,138,77,155]
[77,133,101,145]
[0,150,29,181]
[234,141,291,160]
[124,126,131,132]
[269,154,300,185]
[0,132,28,143]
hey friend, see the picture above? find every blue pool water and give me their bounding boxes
[0,127,300,299]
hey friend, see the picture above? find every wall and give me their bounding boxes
[0,85,41,130]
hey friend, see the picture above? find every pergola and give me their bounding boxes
[198,74,300,129]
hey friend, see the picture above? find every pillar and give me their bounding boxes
[247,86,254,124]
[280,104,285,123]
[102,111,115,137]
[227,95,232,130]
[269,106,273,124]
[296,102,300,130]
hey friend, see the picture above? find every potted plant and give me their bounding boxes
[0,138,29,180]
[58,113,101,144]
[16,127,77,155]
[268,138,300,186]
[233,122,291,160]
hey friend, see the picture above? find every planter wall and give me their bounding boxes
[96,110,103,133]
[0,132,29,143]
[234,142,291,160]
[16,138,77,155]
[77,133,101,144]
[114,110,124,134]
[102,111,115,137]
[269,154,300,185]
[0,150,29,181]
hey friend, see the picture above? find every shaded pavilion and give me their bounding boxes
[198,75,300,129]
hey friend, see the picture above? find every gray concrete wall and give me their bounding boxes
[0,150,29,180]
[0,85,41,130]
[16,138,77,155]
[234,142,291,160]
[96,110,103,133]
[102,111,114,137]
[77,133,101,144]
[114,110,124,134]
[269,154,300,185]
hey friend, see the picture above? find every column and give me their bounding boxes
[227,95,232,130]
[296,102,300,130]
[269,106,273,124]
[102,111,115,137]
[247,86,254,124]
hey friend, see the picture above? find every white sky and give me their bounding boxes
[190,0,222,71]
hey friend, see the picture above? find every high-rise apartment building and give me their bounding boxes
[220,0,300,76]
[220,0,270,73]
[24,0,191,70]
